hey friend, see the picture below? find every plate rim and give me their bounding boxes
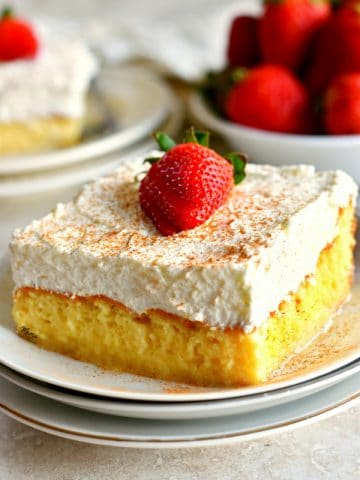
[0,358,359,420]
[0,375,358,448]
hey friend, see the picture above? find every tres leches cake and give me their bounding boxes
[10,130,358,386]
[0,8,97,155]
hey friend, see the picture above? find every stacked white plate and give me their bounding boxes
[0,66,184,198]
[0,226,359,448]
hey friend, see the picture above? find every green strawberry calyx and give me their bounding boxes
[144,127,247,186]
[1,7,13,20]
[225,152,247,184]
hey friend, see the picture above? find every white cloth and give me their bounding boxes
[37,0,260,80]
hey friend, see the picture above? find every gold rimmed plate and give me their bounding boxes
[0,358,358,420]
[0,373,358,448]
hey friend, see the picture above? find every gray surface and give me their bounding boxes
[0,407,359,479]
[0,1,359,478]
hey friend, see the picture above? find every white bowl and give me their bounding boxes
[189,92,360,185]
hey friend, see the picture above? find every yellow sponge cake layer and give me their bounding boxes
[12,205,355,387]
[0,116,83,155]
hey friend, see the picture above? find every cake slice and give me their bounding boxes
[10,143,358,386]
[0,8,97,155]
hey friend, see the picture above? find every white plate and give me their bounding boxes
[0,374,358,448]
[0,224,359,402]
[0,87,184,198]
[0,358,359,420]
[0,67,169,175]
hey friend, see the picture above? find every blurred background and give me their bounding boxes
[0,3,359,479]
[13,0,240,21]
[10,0,256,79]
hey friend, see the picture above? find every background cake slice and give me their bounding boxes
[0,8,97,155]
[10,159,358,386]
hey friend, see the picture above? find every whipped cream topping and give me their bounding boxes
[0,24,98,122]
[10,161,358,332]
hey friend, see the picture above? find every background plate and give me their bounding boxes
[0,67,169,175]
[0,88,183,198]
[0,374,358,448]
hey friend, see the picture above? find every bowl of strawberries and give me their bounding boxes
[189,0,360,184]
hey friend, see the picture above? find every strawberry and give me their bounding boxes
[0,7,38,62]
[305,17,338,95]
[334,1,360,74]
[139,128,246,236]
[306,2,360,95]
[259,0,331,72]
[227,15,260,67]
[225,65,312,134]
[324,73,360,134]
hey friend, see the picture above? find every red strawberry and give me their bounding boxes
[0,7,38,62]
[324,73,360,134]
[225,65,312,134]
[306,2,360,95]
[227,15,260,67]
[305,18,338,95]
[139,129,246,236]
[259,0,331,72]
[334,2,360,74]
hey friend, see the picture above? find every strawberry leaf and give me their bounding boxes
[225,152,247,185]
[231,67,249,84]
[199,68,249,118]
[134,172,144,183]
[194,130,210,147]
[183,127,210,147]
[144,156,161,165]
[1,7,12,19]
[154,132,177,152]
[183,127,198,144]
[330,0,341,8]
[264,0,283,5]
